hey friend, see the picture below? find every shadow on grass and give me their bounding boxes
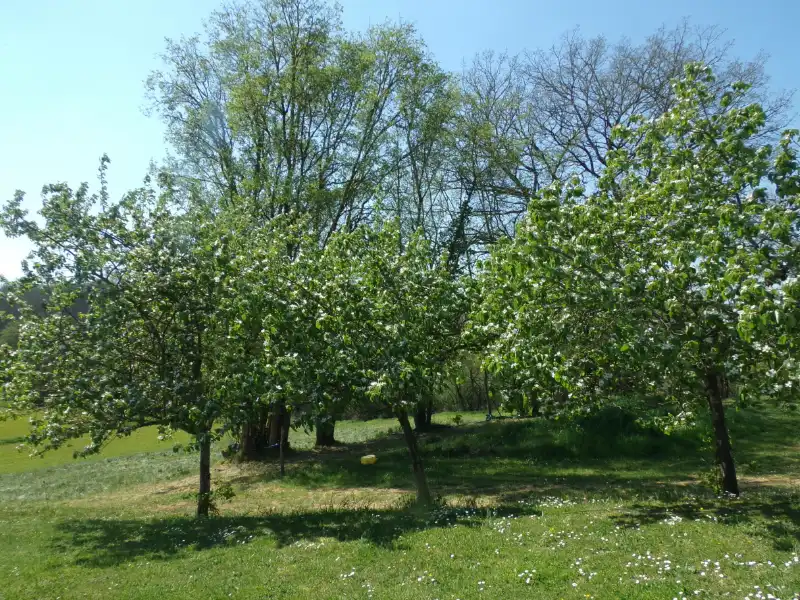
[226,415,717,498]
[53,503,508,567]
[309,407,793,491]
[52,407,798,566]
[611,490,800,551]
[0,436,25,446]
[219,406,799,515]
[726,407,800,475]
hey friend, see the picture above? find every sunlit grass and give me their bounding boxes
[0,416,194,474]
[1,407,798,599]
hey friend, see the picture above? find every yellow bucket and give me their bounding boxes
[360,454,377,465]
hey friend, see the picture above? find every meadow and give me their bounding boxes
[1,407,799,600]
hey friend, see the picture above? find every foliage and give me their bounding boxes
[316,222,469,414]
[308,221,470,501]
[476,64,800,409]
[0,161,239,515]
[147,0,460,250]
[473,64,800,493]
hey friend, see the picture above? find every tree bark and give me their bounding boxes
[267,401,291,450]
[238,421,257,460]
[197,432,212,517]
[483,370,492,415]
[281,408,291,449]
[414,398,432,431]
[705,369,739,496]
[455,382,465,410]
[238,405,269,461]
[315,417,337,447]
[397,408,432,505]
[268,404,281,446]
[279,403,286,478]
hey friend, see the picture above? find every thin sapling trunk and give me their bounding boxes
[197,431,212,517]
[397,408,433,506]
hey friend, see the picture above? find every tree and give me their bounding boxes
[212,211,352,454]
[457,22,792,244]
[147,0,451,454]
[0,160,237,516]
[313,222,470,503]
[147,0,444,235]
[474,65,800,496]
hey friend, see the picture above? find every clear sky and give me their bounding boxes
[1,0,798,278]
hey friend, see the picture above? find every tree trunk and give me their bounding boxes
[281,408,291,449]
[268,405,281,447]
[414,398,432,431]
[705,369,739,496]
[484,370,492,415]
[266,401,291,449]
[397,409,432,505]
[455,382,465,410]
[315,417,337,447]
[414,403,426,430]
[279,403,286,478]
[238,405,269,461]
[238,421,258,460]
[197,432,212,517]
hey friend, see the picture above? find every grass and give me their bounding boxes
[0,407,798,599]
[0,411,483,475]
[0,417,193,474]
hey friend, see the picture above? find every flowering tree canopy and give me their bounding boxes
[473,64,800,495]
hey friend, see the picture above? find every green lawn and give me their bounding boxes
[1,408,798,599]
[0,417,194,474]
[0,411,484,475]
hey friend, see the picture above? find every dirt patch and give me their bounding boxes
[741,475,800,488]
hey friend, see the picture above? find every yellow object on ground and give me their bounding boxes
[360,454,377,465]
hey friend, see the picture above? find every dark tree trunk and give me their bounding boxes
[268,406,281,446]
[279,404,287,478]
[262,402,291,456]
[414,398,433,431]
[238,422,258,460]
[455,382,465,410]
[238,405,269,461]
[266,401,291,449]
[484,370,492,416]
[197,432,212,517]
[469,368,480,411]
[705,369,739,496]
[397,409,432,505]
[281,409,291,449]
[413,404,426,430]
[315,417,337,447]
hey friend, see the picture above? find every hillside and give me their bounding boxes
[1,409,798,599]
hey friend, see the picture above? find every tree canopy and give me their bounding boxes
[472,64,800,495]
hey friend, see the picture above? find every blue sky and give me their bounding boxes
[1,0,798,278]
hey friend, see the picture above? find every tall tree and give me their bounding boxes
[148,0,450,452]
[458,22,792,241]
[146,0,443,233]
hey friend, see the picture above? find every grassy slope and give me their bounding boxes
[0,417,193,474]
[0,408,798,600]
[0,412,484,476]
